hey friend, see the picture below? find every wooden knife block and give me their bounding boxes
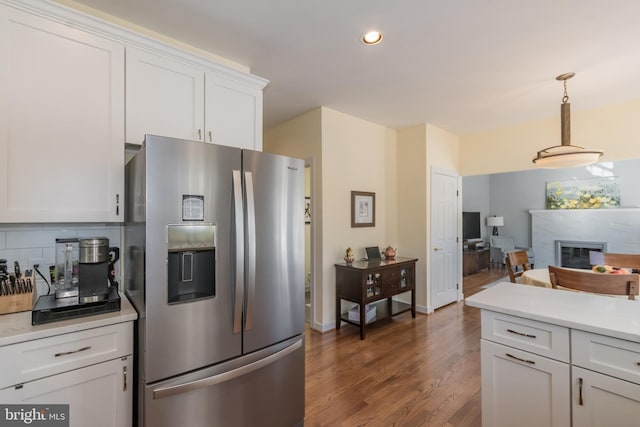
[0,272,35,314]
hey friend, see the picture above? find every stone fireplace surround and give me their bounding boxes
[530,208,640,269]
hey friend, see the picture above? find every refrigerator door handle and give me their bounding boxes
[152,339,302,400]
[244,171,256,331]
[232,170,244,334]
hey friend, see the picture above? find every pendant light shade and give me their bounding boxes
[533,73,603,168]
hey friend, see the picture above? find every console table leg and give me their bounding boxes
[336,298,341,330]
[360,303,366,340]
[411,290,416,318]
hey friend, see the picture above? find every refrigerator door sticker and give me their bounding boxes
[182,195,204,221]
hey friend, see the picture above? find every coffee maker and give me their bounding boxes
[31,237,121,325]
[78,237,110,303]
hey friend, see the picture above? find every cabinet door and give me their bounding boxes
[0,356,133,427]
[481,339,570,427]
[126,47,205,144]
[572,366,640,427]
[205,72,263,150]
[0,6,124,222]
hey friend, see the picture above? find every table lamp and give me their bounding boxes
[486,216,504,236]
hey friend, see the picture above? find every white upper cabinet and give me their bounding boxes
[126,48,266,150]
[0,4,125,222]
[126,47,205,145]
[205,72,263,150]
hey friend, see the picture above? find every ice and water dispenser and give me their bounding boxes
[167,224,216,304]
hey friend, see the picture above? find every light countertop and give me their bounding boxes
[0,292,137,347]
[465,282,640,343]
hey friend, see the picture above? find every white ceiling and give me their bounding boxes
[67,0,640,134]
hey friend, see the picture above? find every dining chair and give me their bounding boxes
[548,265,639,300]
[505,250,532,283]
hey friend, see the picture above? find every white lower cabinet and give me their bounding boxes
[0,356,132,427]
[572,366,640,427]
[480,310,640,427]
[0,320,133,427]
[571,330,640,426]
[481,339,570,427]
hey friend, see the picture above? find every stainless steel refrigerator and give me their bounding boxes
[124,135,305,427]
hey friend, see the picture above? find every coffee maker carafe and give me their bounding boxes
[78,237,110,303]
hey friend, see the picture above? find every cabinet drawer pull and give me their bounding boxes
[208,131,212,142]
[54,346,91,357]
[507,328,536,339]
[123,365,127,392]
[505,353,535,365]
[579,377,584,405]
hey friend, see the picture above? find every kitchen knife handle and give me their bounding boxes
[244,171,256,332]
[232,170,244,335]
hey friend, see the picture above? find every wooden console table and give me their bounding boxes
[463,248,490,276]
[335,257,417,339]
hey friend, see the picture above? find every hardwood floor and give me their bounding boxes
[304,265,507,427]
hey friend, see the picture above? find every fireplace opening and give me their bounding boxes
[555,240,607,269]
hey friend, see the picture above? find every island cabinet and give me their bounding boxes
[467,283,640,427]
[126,47,266,150]
[480,311,570,427]
[0,3,124,222]
[335,257,417,340]
[571,331,640,427]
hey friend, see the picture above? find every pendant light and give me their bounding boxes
[532,73,603,168]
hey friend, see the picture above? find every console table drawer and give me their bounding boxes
[572,330,640,385]
[481,310,570,362]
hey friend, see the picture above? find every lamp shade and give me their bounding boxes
[486,216,504,227]
[532,145,603,168]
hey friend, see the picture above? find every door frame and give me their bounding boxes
[304,158,318,331]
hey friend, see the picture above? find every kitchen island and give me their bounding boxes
[466,282,640,427]
[0,293,137,427]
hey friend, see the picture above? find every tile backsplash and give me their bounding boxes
[0,223,121,296]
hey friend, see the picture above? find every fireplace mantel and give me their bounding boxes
[530,208,640,268]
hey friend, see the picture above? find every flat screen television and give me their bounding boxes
[462,211,481,241]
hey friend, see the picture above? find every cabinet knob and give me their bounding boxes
[434,247,442,251]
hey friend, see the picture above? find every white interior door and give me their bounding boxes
[430,168,460,309]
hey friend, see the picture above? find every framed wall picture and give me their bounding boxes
[305,197,311,223]
[351,191,375,227]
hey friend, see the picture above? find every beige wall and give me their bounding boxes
[397,125,428,308]
[321,108,398,327]
[397,125,461,312]
[460,98,640,176]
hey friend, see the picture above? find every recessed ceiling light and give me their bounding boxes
[362,31,383,45]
